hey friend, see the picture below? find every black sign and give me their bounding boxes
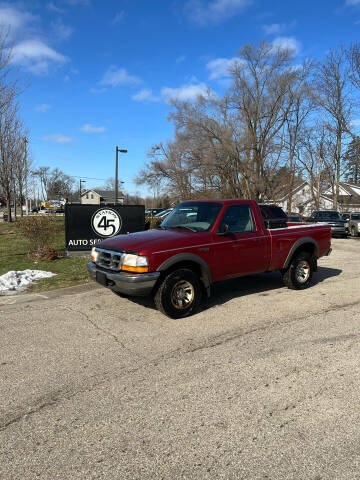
[65,204,145,251]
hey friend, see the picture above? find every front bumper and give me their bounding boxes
[87,262,160,296]
[330,226,347,235]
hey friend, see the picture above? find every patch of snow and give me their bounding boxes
[0,270,56,295]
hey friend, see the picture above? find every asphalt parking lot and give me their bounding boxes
[1,238,360,479]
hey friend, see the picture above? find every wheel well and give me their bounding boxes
[162,260,203,278]
[295,243,316,256]
[290,243,317,263]
[159,260,212,296]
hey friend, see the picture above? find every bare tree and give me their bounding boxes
[283,61,315,211]
[32,166,50,200]
[228,41,302,201]
[315,46,354,208]
[0,28,24,221]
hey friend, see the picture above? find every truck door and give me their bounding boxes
[211,204,268,281]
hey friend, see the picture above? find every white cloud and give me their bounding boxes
[271,37,300,55]
[0,5,39,37]
[161,83,210,102]
[51,21,74,41]
[350,118,360,126]
[99,66,141,87]
[47,2,65,13]
[90,87,107,94]
[0,5,68,75]
[176,54,187,63]
[11,39,67,74]
[132,88,159,102]
[262,23,281,34]
[262,21,296,36]
[67,0,90,5]
[80,124,107,133]
[206,56,242,80]
[42,134,72,143]
[35,104,52,112]
[346,0,360,5]
[113,11,125,24]
[184,0,252,25]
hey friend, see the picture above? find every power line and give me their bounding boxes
[69,175,107,181]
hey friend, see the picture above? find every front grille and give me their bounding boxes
[95,248,124,271]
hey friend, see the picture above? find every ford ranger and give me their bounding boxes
[87,200,332,318]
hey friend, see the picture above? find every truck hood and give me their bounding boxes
[97,228,210,255]
[316,220,346,225]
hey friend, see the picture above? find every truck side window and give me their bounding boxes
[220,205,255,234]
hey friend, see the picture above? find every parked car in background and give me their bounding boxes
[148,208,173,229]
[145,208,164,216]
[307,210,347,237]
[341,212,350,234]
[88,200,332,318]
[145,208,168,230]
[347,212,360,237]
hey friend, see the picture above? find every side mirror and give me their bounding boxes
[217,223,230,236]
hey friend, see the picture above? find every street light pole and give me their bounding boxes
[114,147,127,204]
[79,179,86,202]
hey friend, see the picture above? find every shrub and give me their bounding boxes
[17,216,62,259]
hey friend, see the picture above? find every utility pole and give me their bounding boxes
[24,137,28,216]
[79,179,86,203]
[114,147,127,204]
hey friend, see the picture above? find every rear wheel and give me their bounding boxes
[282,252,314,290]
[154,268,202,318]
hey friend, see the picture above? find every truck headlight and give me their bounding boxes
[91,247,99,263]
[122,254,149,273]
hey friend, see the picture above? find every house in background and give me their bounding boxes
[323,182,360,212]
[274,181,333,216]
[80,189,125,205]
[274,180,360,215]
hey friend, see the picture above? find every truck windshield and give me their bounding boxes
[160,202,222,232]
[351,214,360,220]
[317,211,341,220]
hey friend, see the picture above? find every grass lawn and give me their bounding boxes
[0,217,91,293]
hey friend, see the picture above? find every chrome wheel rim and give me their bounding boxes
[171,280,194,309]
[295,260,310,283]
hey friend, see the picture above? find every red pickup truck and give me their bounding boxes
[87,200,332,318]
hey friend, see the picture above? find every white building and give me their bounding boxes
[80,189,125,205]
[274,180,360,215]
[275,181,333,216]
[323,183,360,213]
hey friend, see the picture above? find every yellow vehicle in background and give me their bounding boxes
[145,208,173,229]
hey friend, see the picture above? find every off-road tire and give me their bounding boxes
[154,268,202,319]
[282,251,314,290]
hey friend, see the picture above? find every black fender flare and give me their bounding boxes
[282,237,320,270]
[157,253,212,297]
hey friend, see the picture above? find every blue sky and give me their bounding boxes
[2,0,360,196]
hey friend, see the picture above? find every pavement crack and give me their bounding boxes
[60,306,146,361]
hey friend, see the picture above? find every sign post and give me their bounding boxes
[65,204,145,251]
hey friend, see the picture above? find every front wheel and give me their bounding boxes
[282,252,314,290]
[154,268,203,318]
